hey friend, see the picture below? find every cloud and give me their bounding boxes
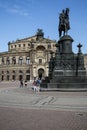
[0,1,30,16]
[7,5,30,16]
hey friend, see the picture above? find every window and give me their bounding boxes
[12,75,15,80]
[19,70,23,73]
[26,70,30,73]
[12,57,16,64]
[26,57,30,64]
[28,43,30,46]
[23,44,25,47]
[6,57,10,65]
[2,57,4,64]
[48,44,51,49]
[39,59,42,64]
[19,44,21,47]
[7,75,9,81]
[19,57,23,64]
[12,70,15,73]
[2,75,4,81]
[7,71,9,74]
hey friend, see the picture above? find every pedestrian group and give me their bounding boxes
[20,78,41,93]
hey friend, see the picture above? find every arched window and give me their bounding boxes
[12,70,15,73]
[23,44,25,47]
[12,57,16,64]
[12,75,15,80]
[19,70,23,73]
[2,75,4,81]
[26,70,30,81]
[26,57,30,64]
[6,57,10,65]
[2,57,4,64]
[7,75,9,81]
[36,46,45,51]
[19,57,23,64]
[7,71,9,74]
[26,70,30,73]
[48,44,51,49]
[28,43,30,46]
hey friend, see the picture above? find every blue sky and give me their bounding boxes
[0,0,87,54]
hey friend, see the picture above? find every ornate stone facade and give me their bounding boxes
[0,30,56,81]
[84,54,87,75]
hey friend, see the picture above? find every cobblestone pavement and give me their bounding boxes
[0,81,87,130]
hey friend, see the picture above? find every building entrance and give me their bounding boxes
[26,75,30,81]
[38,68,44,80]
[19,75,23,80]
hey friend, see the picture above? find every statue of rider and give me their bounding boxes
[59,9,65,26]
[58,8,70,37]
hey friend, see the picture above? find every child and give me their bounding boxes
[24,80,27,87]
[33,80,37,92]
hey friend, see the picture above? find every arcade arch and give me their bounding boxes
[38,68,44,80]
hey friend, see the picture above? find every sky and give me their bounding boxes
[0,0,87,54]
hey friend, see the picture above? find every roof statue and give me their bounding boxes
[58,8,70,37]
[36,29,44,37]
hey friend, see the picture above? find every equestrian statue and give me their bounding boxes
[58,8,70,37]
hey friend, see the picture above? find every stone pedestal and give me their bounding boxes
[40,35,87,90]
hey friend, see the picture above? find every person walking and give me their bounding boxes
[36,78,41,92]
[20,79,23,88]
[33,80,37,93]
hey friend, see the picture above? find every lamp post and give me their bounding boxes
[76,43,82,76]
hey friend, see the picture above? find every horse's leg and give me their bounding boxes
[60,31,61,37]
[63,30,65,36]
[65,26,67,35]
[59,29,61,37]
[66,29,68,35]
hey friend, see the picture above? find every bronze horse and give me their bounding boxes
[58,8,70,37]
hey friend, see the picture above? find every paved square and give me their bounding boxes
[0,81,87,130]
